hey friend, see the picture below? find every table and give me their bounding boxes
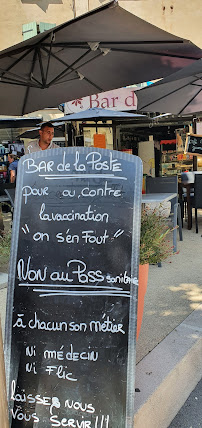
[0,196,9,203]
[142,193,177,204]
[178,182,194,230]
[0,183,15,232]
[0,195,9,233]
[4,188,15,207]
[142,192,180,252]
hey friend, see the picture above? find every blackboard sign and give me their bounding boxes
[4,147,142,428]
[185,133,202,155]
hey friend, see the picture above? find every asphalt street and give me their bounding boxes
[168,378,202,428]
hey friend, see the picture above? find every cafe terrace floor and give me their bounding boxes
[0,210,202,362]
[0,210,201,427]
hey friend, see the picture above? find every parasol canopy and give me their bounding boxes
[0,1,201,115]
[136,58,202,114]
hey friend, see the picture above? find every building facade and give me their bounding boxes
[0,0,202,52]
[0,0,201,154]
[0,1,201,179]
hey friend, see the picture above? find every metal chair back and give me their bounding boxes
[146,176,178,211]
[181,171,195,185]
[194,175,202,209]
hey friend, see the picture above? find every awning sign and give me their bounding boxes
[65,87,137,114]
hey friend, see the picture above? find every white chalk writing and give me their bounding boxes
[22,185,49,204]
[12,311,125,334]
[39,204,109,223]
[45,365,77,381]
[44,344,98,362]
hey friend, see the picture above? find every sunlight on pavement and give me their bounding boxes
[169,283,202,309]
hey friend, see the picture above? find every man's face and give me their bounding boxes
[39,126,54,146]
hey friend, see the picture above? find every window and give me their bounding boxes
[22,22,56,40]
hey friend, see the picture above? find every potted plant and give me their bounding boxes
[137,209,173,339]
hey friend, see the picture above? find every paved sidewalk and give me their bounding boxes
[136,222,202,363]
[0,211,202,427]
[134,214,202,427]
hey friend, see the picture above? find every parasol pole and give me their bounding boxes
[64,122,68,147]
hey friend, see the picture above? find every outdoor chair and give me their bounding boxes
[1,184,16,227]
[180,172,195,224]
[145,176,183,252]
[193,174,202,233]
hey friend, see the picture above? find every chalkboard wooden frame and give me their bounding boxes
[185,133,202,156]
[4,147,142,428]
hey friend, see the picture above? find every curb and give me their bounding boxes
[134,304,202,428]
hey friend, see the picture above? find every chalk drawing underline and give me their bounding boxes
[38,174,127,181]
[18,283,131,298]
[19,283,125,291]
[34,290,131,298]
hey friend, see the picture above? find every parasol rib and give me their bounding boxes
[0,68,41,87]
[47,48,92,86]
[0,48,34,77]
[40,42,199,60]
[41,40,186,46]
[41,46,103,92]
[178,86,202,114]
[22,48,38,115]
[109,47,199,60]
[0,78,41,89]
[54,76,82,85]
[30,75,43,87]
[45,34,54,83]
[139,77,201,110]
[52,51,104,85]
[37,48,46,86]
